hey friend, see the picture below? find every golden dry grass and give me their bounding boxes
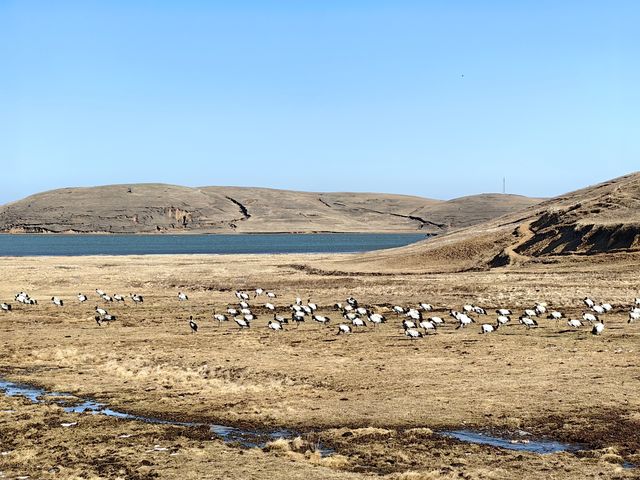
[1,253,639,479]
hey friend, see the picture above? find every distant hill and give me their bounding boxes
[0,184,542,234]
[338,172,640,272]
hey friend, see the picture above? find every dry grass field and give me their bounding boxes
[1,253,639,479]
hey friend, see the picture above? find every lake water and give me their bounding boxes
[0,233,427,257]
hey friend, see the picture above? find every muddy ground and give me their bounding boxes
[0,253,639,479]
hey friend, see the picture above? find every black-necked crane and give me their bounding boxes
[429,316,444,326]
[102,313,117,324]
[496,308,511,316]
[307,299,317,312]
[629,311,640,323]
[404,328,423,339]
[346,297,358,308]
[534,303,547,315]
[496,315,510,326]
[524,308,537,317]
[227,307,239,316]
[51,297,64,307]
[591,304,605,315]
[240,308,252,316]
[130,293,144,303]
[592,322,605,335]
[96,306,108,317]
[368,313,386,326]
[419,303,433,312]
[601,303,612,312]
[178,292,188,301]
[356,307,368,316]
[582,312,598,323]
[463,304,473,313]
[635,297,640,306]
[567,319,583,328]
[213,310,228,325]
[473,306,486,315]
[101,294,113,302]
[519,316,538,328]
[273,313,288,324]
[584,297,595,308]
[96,289,105,297]
[78,293,88,303]
[268,319,283,331]
[313,315,330,326]
[481,324,496,334]
[548,311,563,320]
[239,301,250,309]
[402,319,416,330]
[243,313,256,322]
[114,294,125,302]
[235,317,250,329]
[292,310,305,326]
[393,306,404,316]
[255,288,264,297]
[266,292,276,298]
[406,308,421,321]
[235,291,249,301]
[94,315,102,326]
[352,317,366,327]
[189,316,198,333]
[455,313,474,329]
[1,303,11,312]
[337,323,351,335]
[265,303,275,311]
[418,319,436,334]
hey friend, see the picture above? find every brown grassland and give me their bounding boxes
[1,251,639,479]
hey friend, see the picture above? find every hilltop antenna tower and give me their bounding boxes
[502,177,506,194]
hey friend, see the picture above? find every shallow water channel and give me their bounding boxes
[0,377,591,458]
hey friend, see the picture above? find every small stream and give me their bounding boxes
[0,377,609,460]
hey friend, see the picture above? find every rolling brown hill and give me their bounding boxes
[326,172,640,273]
[0,184,542,234]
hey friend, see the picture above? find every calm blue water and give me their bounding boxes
[0,233,427,257]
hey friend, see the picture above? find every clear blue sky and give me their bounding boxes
[2,1,638,204]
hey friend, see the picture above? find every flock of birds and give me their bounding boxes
[2,288,640,339]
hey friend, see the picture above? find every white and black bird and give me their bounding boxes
[591,305,605,315]
[548,311,563,320]
[567,319,583,328]
[77,293,88,303]
[189,316,198,333]
[178,292,189,301]
[268,319,283,331]
[519,316,538,328]
[234,317,250,329]
[418,319,436,334]
[419,303,433,312]
[496,309,512,316]
[455,314,474,329]
[524,309,537,317]
[95,306,108,317]
[1,303,11,312]
[227,307,239,316]
[629,311,640,323]
[368,313,386,326]
[51,297,64,307]
[265,303,275,311]
[584,297,595,308]
[402,319,416,330]
[213,311,228,325]
[266,292,276,298]
[496,315,510,326]
[114,294,125,302]
[429,316,444,326]
[96,289,105,297]
[393,306,404,316]
[337,323,352,335]
[481,324,496,334]
[313,315,330,325]
[404,328,423,339]
[583,312,598,323]
[591,322,605,335]
[255,288,264,297]
[352,317,366,327]
[130,293,144,303]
